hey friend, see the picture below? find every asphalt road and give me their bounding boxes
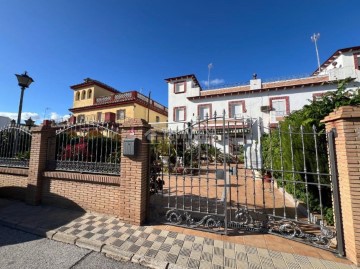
[0,224,146,269]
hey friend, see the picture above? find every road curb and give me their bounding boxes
[75,237,105,252]
[167,264,186,269]
[132,254,168,269]
[101,244,133,262]
[52,231,77,245]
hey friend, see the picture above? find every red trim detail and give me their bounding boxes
[173,81,187,94]
[69,91,168,117]
[269,96,290,115]
[354,53,360,70]
[197,104,212,119]
[228,100,246,118]
[312,92,326,102]
[173,106,186,122]
[187,77,330,100]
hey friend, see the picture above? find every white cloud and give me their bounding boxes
[0,111,71,124]
[0,112,40,122]
[49,112,70,122]
[201,78,225,87]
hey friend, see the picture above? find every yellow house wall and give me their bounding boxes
[73,103,167,127]
[73,105,135,122]
[73,86,95,108]
[73,85,114,109]
[93,85,114,98]
[134,105,167,123]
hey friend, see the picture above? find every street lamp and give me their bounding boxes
[15,71,34,125]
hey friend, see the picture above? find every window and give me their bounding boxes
[269,96,290,116]
[75,92,80,101]
[81,90,86,100]
[77,114,85,123]
[97,112,102,122]
[116,109,126,120]
[156,116,160,122]
[312,93,325,102]
[198,104,212,120]
[174,81,186,94]
[228,101,246,118]
[354,53,360,70]
[87,89,92,99]
[173,106,186,122]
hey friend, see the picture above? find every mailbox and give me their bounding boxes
[123,138,139,156]
[216,169,225,180]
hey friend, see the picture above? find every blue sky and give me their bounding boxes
[0,0,359,123]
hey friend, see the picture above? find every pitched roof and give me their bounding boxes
[164,74,201,88]
[312,45,360,76]
[188,75,330,100]
[70,78,120,94]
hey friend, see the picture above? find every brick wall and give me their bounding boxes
[119,119,150,225]
[0,119,150,226]
[323,106,360,265]
[42,178,120,216]
[0,168,28,200]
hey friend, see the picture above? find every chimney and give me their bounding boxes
[250,73,262,90]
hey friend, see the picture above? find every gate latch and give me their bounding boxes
[229,167,237,176]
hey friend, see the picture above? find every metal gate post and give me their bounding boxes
[328,128,345,257]
[222,110,228,234]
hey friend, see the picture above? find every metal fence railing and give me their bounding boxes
[47,122,121,175]
[0,124,32,168]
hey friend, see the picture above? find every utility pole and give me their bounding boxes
[311,33,321,73]
[147,91,151,122]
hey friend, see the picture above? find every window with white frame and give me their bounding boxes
[174,82,186,94]
[198,104,211,120]
[228,101,245,118]
[116,109,126,120]
[271,99,287,116]
[173,107,186,122]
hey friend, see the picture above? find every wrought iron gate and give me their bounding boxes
[148,113,343,254]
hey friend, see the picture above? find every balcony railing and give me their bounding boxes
[95,91,168,114]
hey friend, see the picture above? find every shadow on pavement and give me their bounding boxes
[0,186,85,247]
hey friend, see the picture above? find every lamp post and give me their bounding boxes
[15,71,34,125]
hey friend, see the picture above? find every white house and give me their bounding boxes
[165,46,360,166]
[0,116,11,129]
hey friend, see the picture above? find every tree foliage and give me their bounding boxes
[261,78,360,225]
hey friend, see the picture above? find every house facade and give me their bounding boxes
[0,116,11,129]
[69,78,168,127]
[165,46,360,163]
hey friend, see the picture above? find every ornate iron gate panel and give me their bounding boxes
[47,122,121,175]
[0,124,32,168]
[148,114,342,254]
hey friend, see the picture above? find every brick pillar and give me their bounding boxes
[120,118,151,225]
[26,124,56,205]
[322,106,360,265]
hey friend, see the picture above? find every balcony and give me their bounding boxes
[95,91,168,114]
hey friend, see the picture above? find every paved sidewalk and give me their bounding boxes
[0,198,357,269]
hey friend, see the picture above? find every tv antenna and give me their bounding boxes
[311,33,321,73]
[207,63,213,89]
[43,107,50,120]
